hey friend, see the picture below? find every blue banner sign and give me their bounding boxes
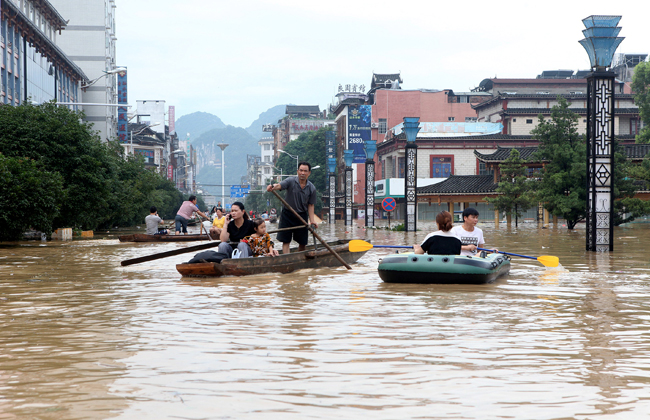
[117,68,128,143]
[348,104,371,164]
[230,185,251,198]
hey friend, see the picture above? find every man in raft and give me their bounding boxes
[266,161,318,254]
[451,207,497,256]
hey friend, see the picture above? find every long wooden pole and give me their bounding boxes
[271,190,351,270]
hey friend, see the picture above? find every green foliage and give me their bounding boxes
[0,154,65,241]
[632,61,650,143]
[0,102,185,237]
[532,98,586,229]
[486,149,537,226]
[245,190,283,213]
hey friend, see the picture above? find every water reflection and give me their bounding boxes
[1,220,650,418]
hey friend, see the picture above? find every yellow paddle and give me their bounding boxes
[349,240,560,268]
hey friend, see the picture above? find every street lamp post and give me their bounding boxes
[579,15,624,252]
[280,150,298,170]
[344,150,354,226]
[217,144,229,209]
[363,139,377,227]
[403,117,421,232]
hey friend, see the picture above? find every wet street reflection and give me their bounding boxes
[1,220,650,419]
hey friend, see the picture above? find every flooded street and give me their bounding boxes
[2,220,650,419]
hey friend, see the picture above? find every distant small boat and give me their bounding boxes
[119,233,217,242]
[176,239,365,278]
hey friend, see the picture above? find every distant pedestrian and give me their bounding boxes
[146,206,168,235]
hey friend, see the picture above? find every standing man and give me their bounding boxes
[175,195,209,235]
[451,207,497,256]
[266,161,318,254]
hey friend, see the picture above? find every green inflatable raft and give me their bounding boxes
[378,252,510,284]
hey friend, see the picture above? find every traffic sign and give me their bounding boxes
[230,184,251,198]
[382,197,396,212]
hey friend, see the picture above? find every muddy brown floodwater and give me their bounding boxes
[1,219,650,419]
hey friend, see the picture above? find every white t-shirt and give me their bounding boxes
[451,225,485,256]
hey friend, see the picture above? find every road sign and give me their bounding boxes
[382,197,396,212]
[230,184,251,198]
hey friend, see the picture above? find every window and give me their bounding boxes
[465,117,477,122]
[536,91,550,95]
[478,161,493,176]
[458,96,469,103]
[398,157,405,178]
[264,156,270,162]
[264,167,270,174]
[513,118,517,122]
[526,119,533,124]
[430,156,453,178]
[263,144,271,151]
[378,118,387,134]
[381,159,385,179]
[448,117,455,122]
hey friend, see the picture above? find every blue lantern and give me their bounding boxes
[344,150,354,167]
[327,157,336,174]
[403,117,421,142]
[579,15,624,69]
[363,139,377,160]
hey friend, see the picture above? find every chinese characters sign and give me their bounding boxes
[117,68,128,143]
[347,104,371,163]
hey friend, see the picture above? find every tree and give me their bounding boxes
[485,149,537,227]
[632,61,650,143]
[532,97,587,229]
[0,154,64,241]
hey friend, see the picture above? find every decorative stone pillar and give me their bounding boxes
[402,117,421,232]
[344,150,354,226]
[363,140,377,227]
[327,157,337,224]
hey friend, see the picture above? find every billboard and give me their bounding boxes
[347,104,371,163]
[117,68,128,143]
[168,106,175,134]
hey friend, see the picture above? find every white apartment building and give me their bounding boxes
[259,137,274,184]
[50,0,118,141]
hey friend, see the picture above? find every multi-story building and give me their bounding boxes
[271,105,335,159]
[1,0,86,107]
[258,137,274,184]
[50,0,118,141]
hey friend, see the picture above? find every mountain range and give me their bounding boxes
[176,105,288,201]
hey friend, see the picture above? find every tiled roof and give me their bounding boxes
[417,175,497,195]
[373,73,403,84]
[625,144,650,159]
[286,105,320,114]
[491,78,588,84]
[474,147,539,162]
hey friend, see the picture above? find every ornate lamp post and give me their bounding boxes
[344,150,354,226]
[328,157,337,224]
[579,15,624,252]
[363,139,377,227]
[403,117,421,232]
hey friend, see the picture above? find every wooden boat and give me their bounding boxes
[176,239,365,278]
[378,252,510,284]
[119,233,218,242]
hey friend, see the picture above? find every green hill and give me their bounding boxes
[175,111,226,140]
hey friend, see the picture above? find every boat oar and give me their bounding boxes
[271,190,352,270]
[349,241,559,268]
[477,248,559,268]
[121,241,222,266]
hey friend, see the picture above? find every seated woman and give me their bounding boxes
[209,207,226,237]
[413,211,462,255]
[217,202,256,258]
[243,219,279,257]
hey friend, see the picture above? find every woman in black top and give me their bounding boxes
[217,202,256,258]
[413,211,462,255]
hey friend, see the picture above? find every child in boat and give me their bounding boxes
[243,219,280,257]
[413,211,462,255]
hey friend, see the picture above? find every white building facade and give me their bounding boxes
[258,137,274,184]
[50,0,118,141]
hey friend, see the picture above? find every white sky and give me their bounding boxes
[118,0,648,128]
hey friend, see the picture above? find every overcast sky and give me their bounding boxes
[118,0,647,129]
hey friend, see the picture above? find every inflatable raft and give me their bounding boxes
[378,252,510,284]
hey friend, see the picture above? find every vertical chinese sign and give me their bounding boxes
[117,68,128,143]
[347,104,371,163]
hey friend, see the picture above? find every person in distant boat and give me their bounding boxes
[266,162,318,254]
[175,195,209,235]
[145,206,168,235]
[242,218,279,257]
[451,207,498,256]
[218,202,256,258]
[414,211,461,255]
[209,207,226,237]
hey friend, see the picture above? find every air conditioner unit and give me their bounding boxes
[371,122,379,128]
